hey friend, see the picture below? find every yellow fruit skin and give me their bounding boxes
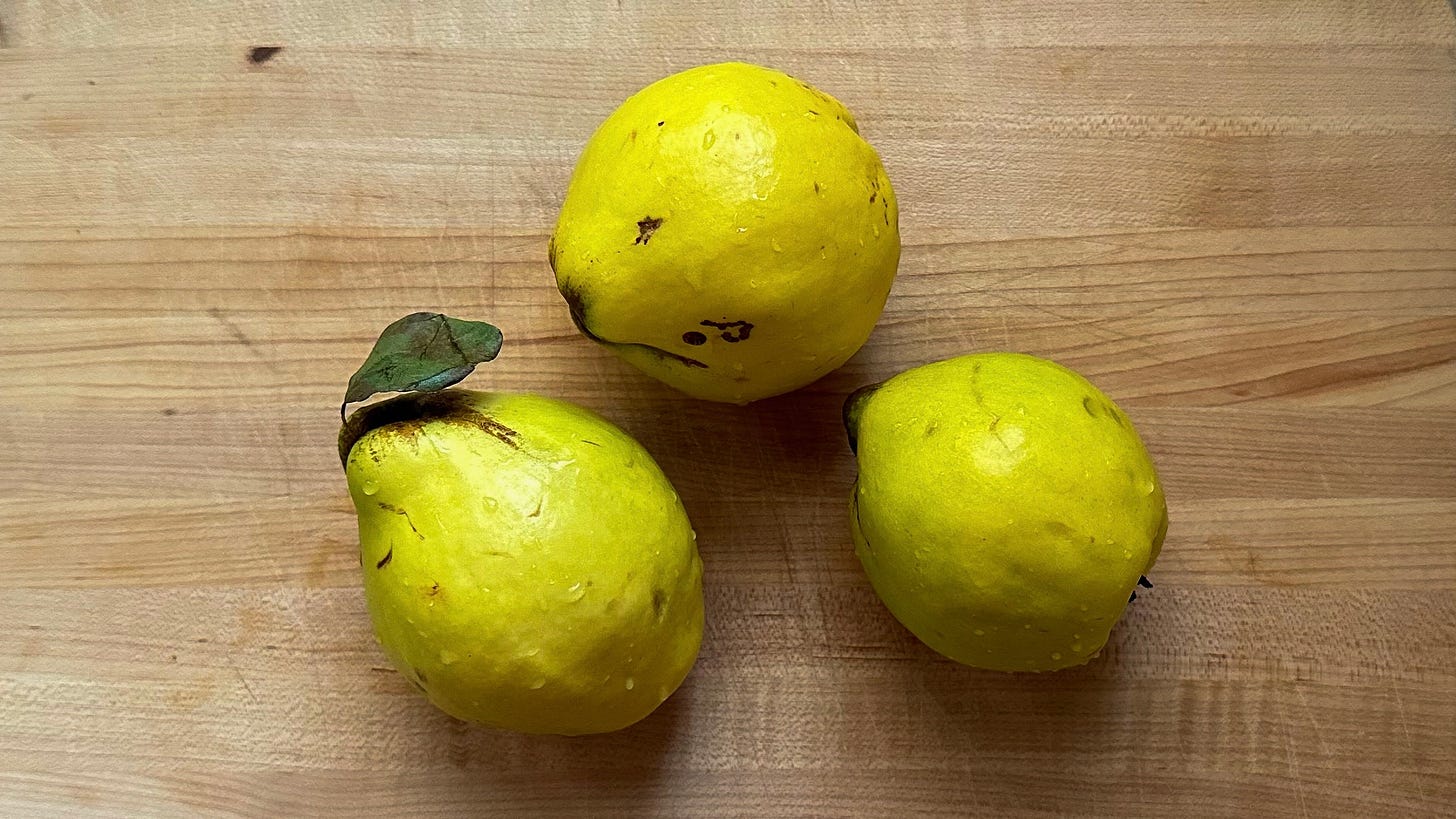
[552,62,900,403]
[343,390,703,734]
[846,354,1168,672]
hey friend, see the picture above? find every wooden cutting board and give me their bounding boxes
[3,3,1454,816]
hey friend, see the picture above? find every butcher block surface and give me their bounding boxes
[2,2,1455,816]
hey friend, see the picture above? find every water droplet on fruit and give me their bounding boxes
[771,239,783,252]
[625,677,635,690]
[361,480,378,496]
[973,629,985,636]
[1071,642,1083,652]
[482,497,498,511]
[567,582,585,602]
[524,647,540,657]
[529,678,546,690]
[702,130,716,149]
[1051,653,1062,661]
[439,650,458,665]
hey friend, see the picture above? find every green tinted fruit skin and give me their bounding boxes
[846,353,1168,672]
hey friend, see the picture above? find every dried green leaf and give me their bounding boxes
[341,313,503,418]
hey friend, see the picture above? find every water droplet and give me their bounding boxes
[624,677,635,690]
[872,224,880,238]
[1023,624,1032,630]
[524,647,541,657]
[702,130,717,149]
[482,497,498,511]
[1079,605,1088,612]
[771,239,783,252]
[439,649,459,665]
[567,582,585,602]
[973,629,985,636]
[1123,550,1133,560]
[736,226,748,234]
[361,480,378,496]
[1051,652,1062,661]
[529,678,546,690]
[1071,642,1083,652]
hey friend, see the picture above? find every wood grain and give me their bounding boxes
[2,2,1454,816]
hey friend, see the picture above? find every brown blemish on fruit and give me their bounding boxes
[557,282,708,368]
[682,331,707,346]
[340,390,521,466]
[377,502,425,541]
[634,216,662,245]
[1044,521,1076,537]
[1082,396,1099,417]
[700,319,753,342]
[651,588,666,617]
[375,544,393,569]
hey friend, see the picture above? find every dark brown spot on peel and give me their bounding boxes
[340,390,521,466]
[376,545,393,569]
[1082,396,1099,417]
[700,319,753,342]
[378,502,425,540]
[682,331,707,346]
[248,46,282,64]
[651,588,666,617]
[557,282,708,369]
[634,216,662,246]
